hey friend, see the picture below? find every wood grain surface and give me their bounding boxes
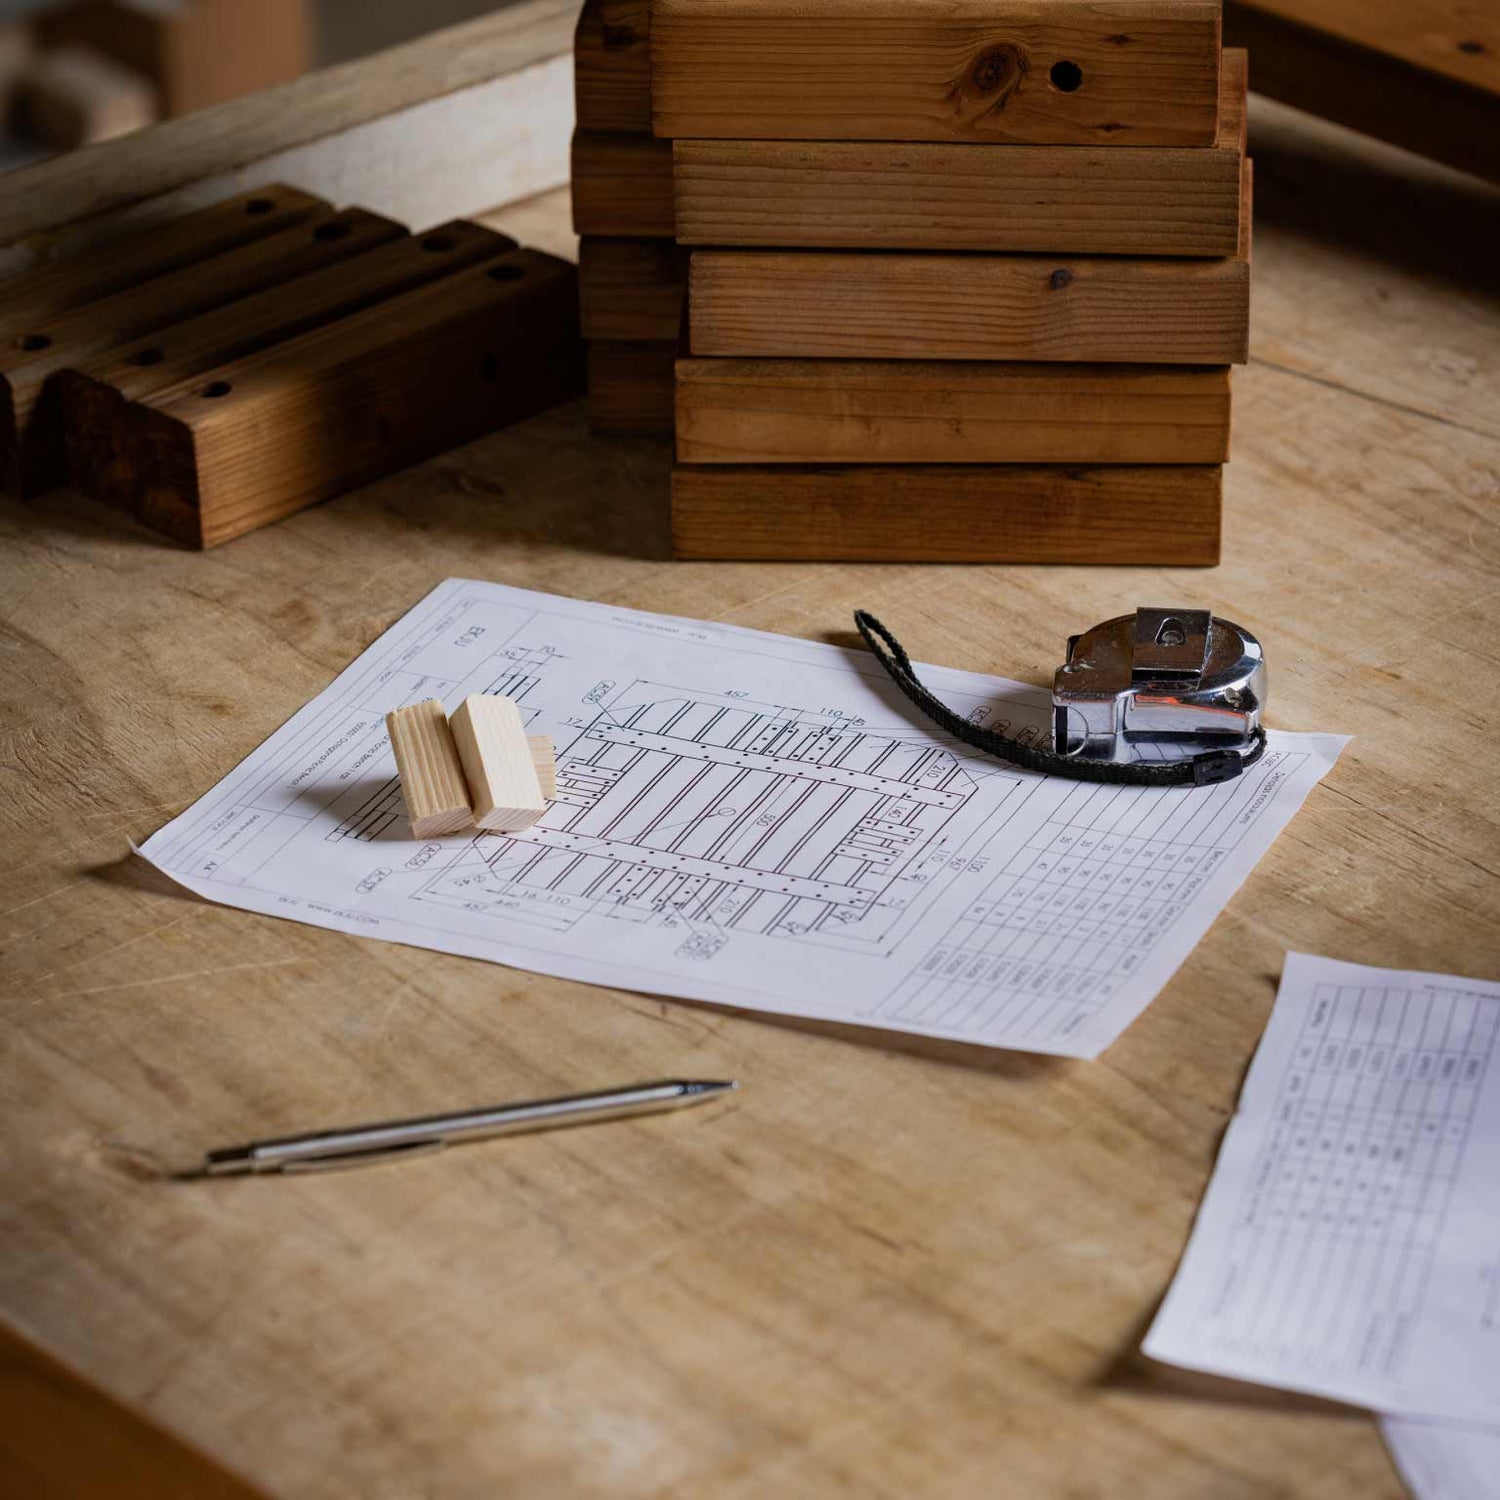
[688,242,1251,363]
[672,50,1246,255]
[580,237,688,341]
[674,360,1232,465]
[571,131,675,238]
[670,462,1223,561]
[588,337,677,434]
[2,91,1498,1500]
[651,0,1223,145]
[575,0,652,133]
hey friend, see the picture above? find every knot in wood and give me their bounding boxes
[964,42,1028,104]
[1049,268,1074,290]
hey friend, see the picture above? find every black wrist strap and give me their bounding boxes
[854,611,1267,788]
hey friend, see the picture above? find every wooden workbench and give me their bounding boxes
[2,7,1497,1495]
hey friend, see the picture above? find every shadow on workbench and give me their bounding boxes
[1249,96,1500,294]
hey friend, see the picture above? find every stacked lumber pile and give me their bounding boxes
[1,187,582,548]
[573,0,1252,564]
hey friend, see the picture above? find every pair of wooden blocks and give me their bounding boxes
[386,696,557,840]
[572,0,1252,564]
[2,185,582,547]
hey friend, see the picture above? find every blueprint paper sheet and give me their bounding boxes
[1383,1418,1500,1500]
[139,580,1345,1059]
[1146,954,1500,1423]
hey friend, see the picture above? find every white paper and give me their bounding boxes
[139,579,1345,1058]
[1384,1418,1500,1500]
[1146,954,1500,1423]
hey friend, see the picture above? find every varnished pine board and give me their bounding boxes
[570,131,674,237]
[580,238,688,341]
[60,220,515,511]
[670,462,1222,561]
[587,339,676,435]
[128,250,582,549]
[1,205,404,498]
[652,0,1223,146]
[575,0,651,133]
[1226,0,1499,182]
[688,243,1250,364]
[673,50,1246,255]
[675,359,1232,464]
[0,185,325,332]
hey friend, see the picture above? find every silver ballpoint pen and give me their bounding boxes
[200,1079,737,1176]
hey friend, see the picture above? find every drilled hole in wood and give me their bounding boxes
[245,197,276,215]
[314,221,353,241]
[17,333,51,351]
[1049,59,1083,91]
[422,234,457,252]
[129,348,165,367]
[488,264,526,282]
[201,381,233,398]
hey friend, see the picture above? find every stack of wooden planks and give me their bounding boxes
[2,186,582,548]
[576,0,1253,563]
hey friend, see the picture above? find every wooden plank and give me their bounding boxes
[0,185,326,331]
[0,0,578,275]
[1,204,405,498]
[127,249,582,548]
[687,243,1251,363]
[675,359,1232,464]
[570,131,674,237]
[575,0,652,134]
[580,237,687,341]
[61,220,516,511]
[1226,0,1499,183]
[37,0,312,117]
[12,44,158,150]
[651,0,1223,146]
[386,700,474,839]
[0,1319,267,1500]
[670,462,1222,561]
[587,339,675,434]
[673,49,1246,255]
[450,695,548,832]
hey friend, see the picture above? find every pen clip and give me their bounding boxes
[278,1140,447,1174]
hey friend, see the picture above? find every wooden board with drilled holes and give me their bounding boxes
[1,204,404,497]
[579,238,688,341]
[570,131,674,237]
[674,360,1233,464]
[0,185,326,332]
[672,50,1246,255]
[575,0,651,133]
[125,249,581,549]
[60,220,516,511]
[587,338,676,434]
[651,0,1224,146]
[670,462,1223,561]
[689,160,1251,364]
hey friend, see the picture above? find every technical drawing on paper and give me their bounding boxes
[411,686,994,952]
[139,578,1347,1058]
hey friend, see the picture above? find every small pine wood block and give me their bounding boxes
[575,0,651,133]
[528,735,557,800]
[0,186,327,334]
[127,249,582,549]
[60,219,515,511]
[651,0,1223,146]
[13,45,157,150]
[670,464,1222,563]
[675,360,1232,464]
[688,162,1251,364]
[579,238,688,341]
[450,695,547,833]
[386,699,473,839]
[570,132,674,238]
[1,204,403,497]
[588,340,676,435]
[673,50,1247,256]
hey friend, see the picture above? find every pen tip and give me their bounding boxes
[684,1079,737,1095]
